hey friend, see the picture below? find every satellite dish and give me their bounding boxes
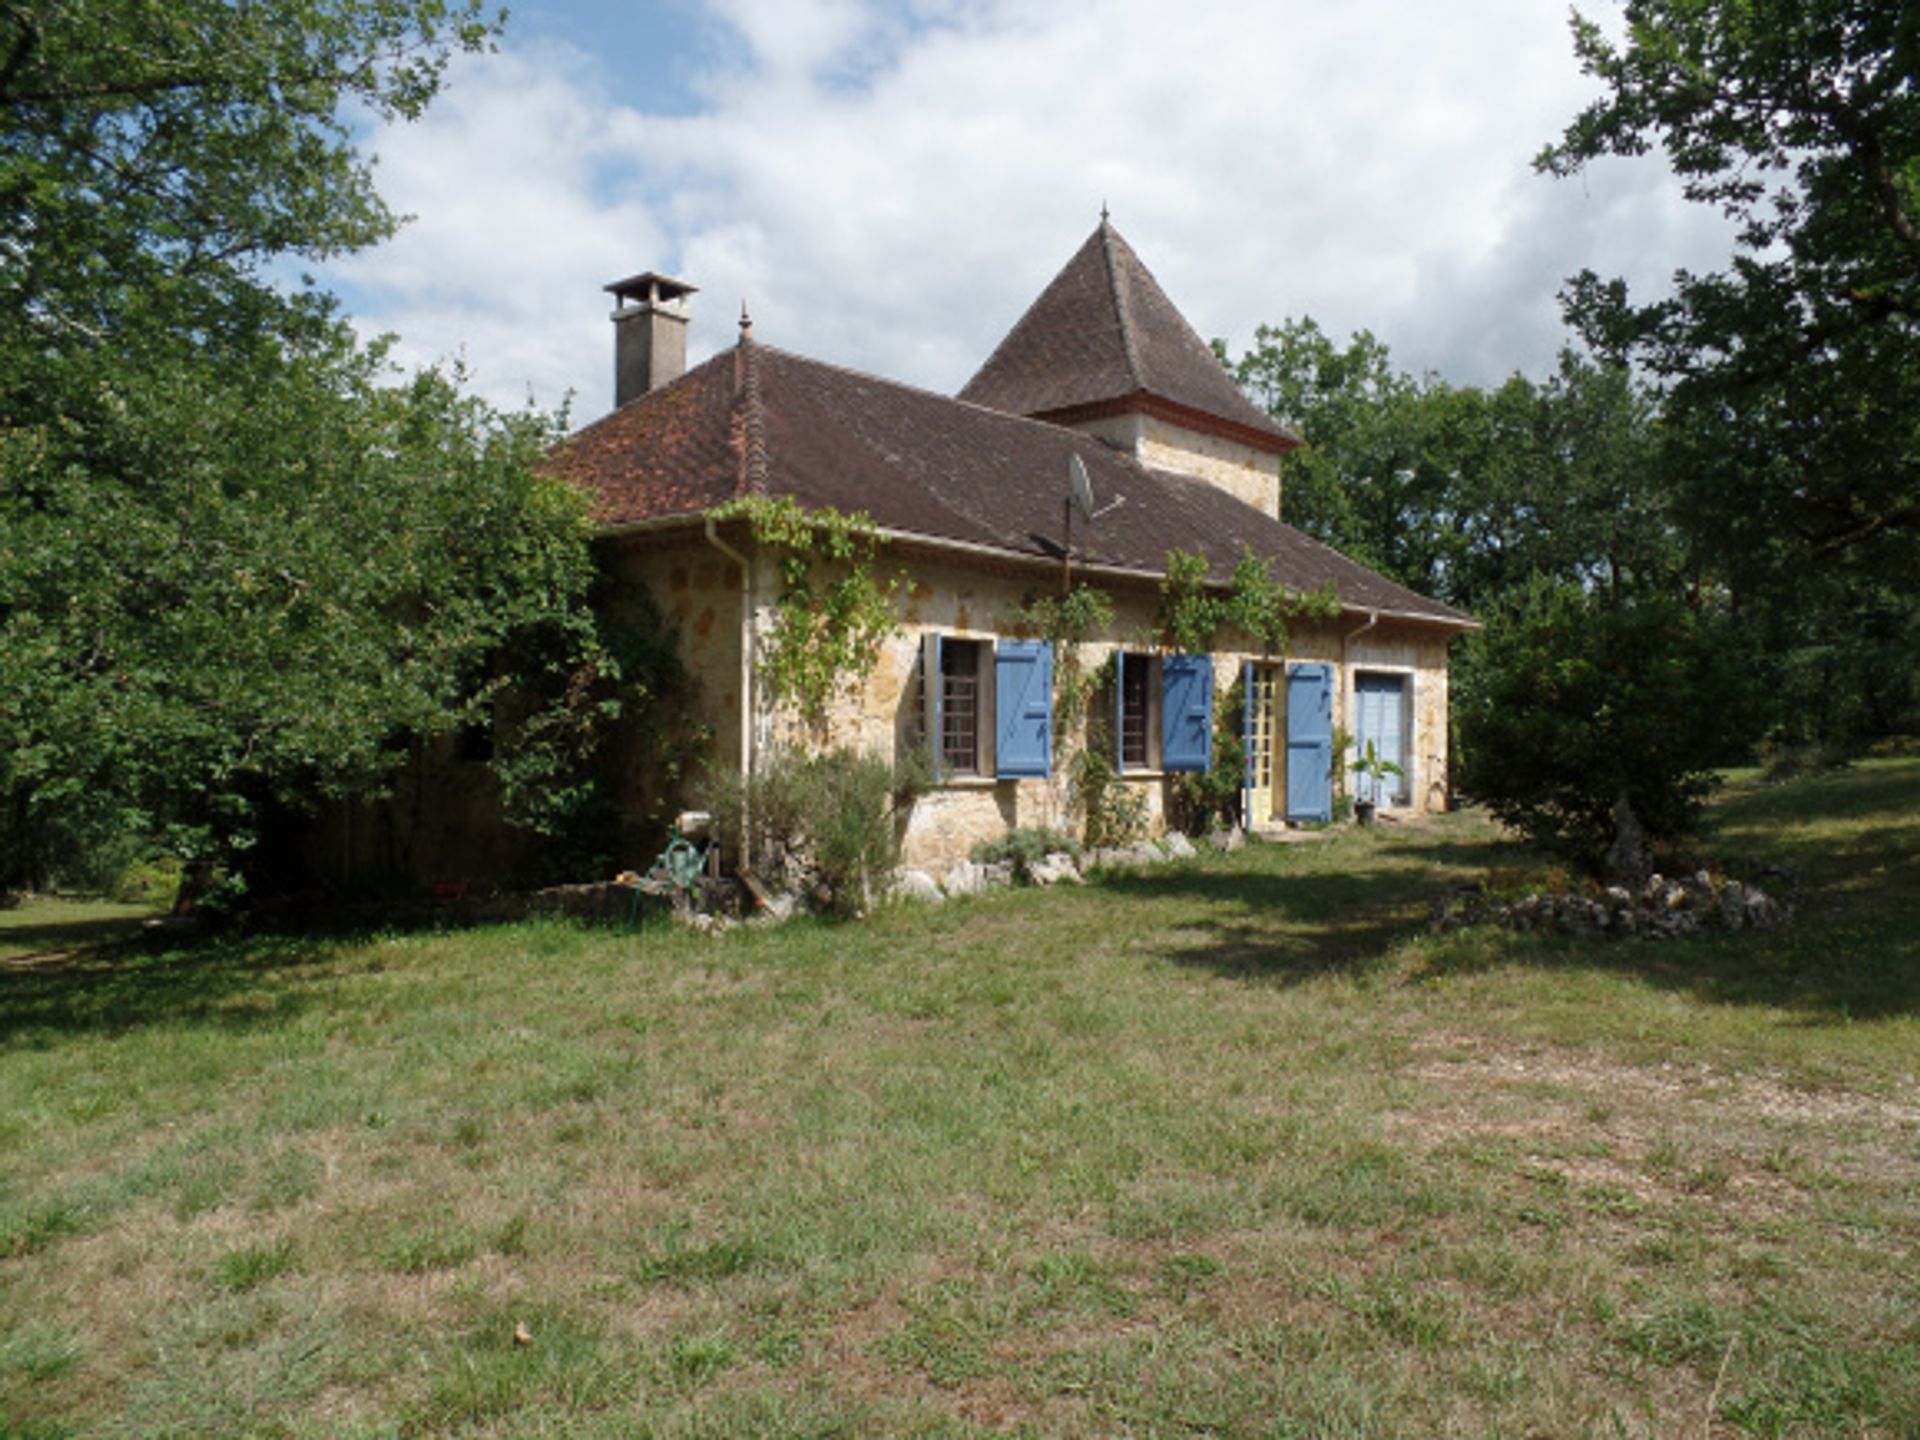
[1069,454,1095,524]
[1067,453,1124,524]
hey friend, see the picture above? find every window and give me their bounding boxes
[920,634,1054,781]
[940,639,982,776]
[1117,652,1151,770]
[1353,671,1410,806]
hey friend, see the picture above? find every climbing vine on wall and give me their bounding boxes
[707,496,905,732]
[1015,585,1114,738]
[1013,586,1145,848]
[1159,548,1339,655]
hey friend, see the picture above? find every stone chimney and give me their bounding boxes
[605,271,697,406]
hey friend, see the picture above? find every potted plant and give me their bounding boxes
[1327,724,1354,824]
[1349,741,1403,826]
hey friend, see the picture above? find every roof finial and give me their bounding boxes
[738,300,752,341]
[1099,199,1109,224]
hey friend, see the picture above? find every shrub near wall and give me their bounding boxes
[712,748,900,915]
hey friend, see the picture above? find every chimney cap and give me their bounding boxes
[605,271,698,308]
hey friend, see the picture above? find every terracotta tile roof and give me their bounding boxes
[548,338,1472,628]
[958,220,1299,452]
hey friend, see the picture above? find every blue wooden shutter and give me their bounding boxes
[995,640,1052,778]
[1114,652,1129,772]
[1161,654,1213,773]
[1285,663,1333,822]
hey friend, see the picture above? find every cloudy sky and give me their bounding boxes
[318,0,1739,417]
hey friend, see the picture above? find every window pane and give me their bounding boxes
[1120,654,1149,768]
[941,641,978,775]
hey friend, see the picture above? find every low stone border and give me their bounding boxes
[881,827,1244,908]
[1431,868,1794,940]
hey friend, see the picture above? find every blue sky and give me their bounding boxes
[318,0,1739,418]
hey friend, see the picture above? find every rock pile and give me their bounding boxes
[875,829,1235,908]
[1431,869,1793,940]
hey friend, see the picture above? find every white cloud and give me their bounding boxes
[319,0,1741,415]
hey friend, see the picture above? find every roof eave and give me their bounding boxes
[1033,392,1301,455]
[588,511,1476,630]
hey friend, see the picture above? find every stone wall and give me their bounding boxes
[1062,411,1282,518]
[294,528,1457,888]
[747,550,1454,868]
[601,534,746,799]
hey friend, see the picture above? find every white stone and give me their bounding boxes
[1162,831,1198,859]
[890,868,944,903]
[942,860,986,896]
[1028,852,1084,887]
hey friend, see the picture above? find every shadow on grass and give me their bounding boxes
[1097,831,1496,983]
[1097,763,1920,1021]
[0,931,348,1045]
[0,911,154,962]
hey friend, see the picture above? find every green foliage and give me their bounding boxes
[708,497,904,733]
[1158,550,1224,653]
[0,0,622,893]
[1016,587,1114,649]
[1075,714,1149,851]
[890,741,938,811]
[1455,581,1758,867]
[1539,0,1920,571]
[970,826,1080,879]
[1538,0,1920,746]
[498,580,704,882]
[1227,554,1338,654]
[0,337,607,892]
[1159,548,1337,655]
[711,747,900,916]
[1017,584,1114,739]
[1170,675,1246,835]
[1228,322,1682,614]
[1349,741,1404,792]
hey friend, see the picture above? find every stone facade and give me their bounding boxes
[606,531,1454,872]
[1069,411,1282,517]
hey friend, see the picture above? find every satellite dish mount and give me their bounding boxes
[1062,454,1124,594]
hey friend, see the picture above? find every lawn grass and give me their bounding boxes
[2,760,1916,1436]
[0,896,158,964]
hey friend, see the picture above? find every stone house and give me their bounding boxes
[544,220,1474,870]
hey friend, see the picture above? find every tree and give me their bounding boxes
[1454,581,1758,867]
[1538,0,1920,587]
[0,2,621,895]
[1227,320,1682,615]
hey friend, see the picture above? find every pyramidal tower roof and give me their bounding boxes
[959,219,1297,452]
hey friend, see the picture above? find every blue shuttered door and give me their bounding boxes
[1161,655,1213,773]
[1354,673,1406,805]
[1285,663,1333,822]
[995,640,1053,778]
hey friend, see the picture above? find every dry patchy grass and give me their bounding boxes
[2,760,1918,1436]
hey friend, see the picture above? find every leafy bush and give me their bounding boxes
[1455,580,1759,869]
[1074,731,1149,850]
[972,827,1080,881]
[711,747,900,915]
[1170,676,1245,835]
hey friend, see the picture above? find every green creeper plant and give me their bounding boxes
[707,497,905,734]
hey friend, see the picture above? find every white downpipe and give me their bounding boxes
[1340,608,1379,775]
[704,516,754,844]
